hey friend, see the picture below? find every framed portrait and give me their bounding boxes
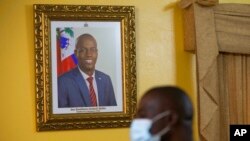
[34,4,136,131]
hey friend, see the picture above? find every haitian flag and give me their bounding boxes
[56,28,78,76]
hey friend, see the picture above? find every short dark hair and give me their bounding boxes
[144,86,193,122]
[75,33,97,49]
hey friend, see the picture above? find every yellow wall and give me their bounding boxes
[0,0,249,141]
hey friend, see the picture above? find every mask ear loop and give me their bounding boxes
[151,111,171,137]
[151,111,170,122]
[154,124,171,137]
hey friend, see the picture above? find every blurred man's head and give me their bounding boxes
[131,86,193,141]
[75,34,98,76]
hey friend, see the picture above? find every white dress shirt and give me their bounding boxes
[78,67,99,106]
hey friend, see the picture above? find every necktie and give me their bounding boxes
[87,77,97,106]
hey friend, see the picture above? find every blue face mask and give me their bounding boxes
[130,111,171,141]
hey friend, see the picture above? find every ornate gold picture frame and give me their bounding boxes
[34,4,136,131]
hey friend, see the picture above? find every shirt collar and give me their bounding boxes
[78,66,95,80]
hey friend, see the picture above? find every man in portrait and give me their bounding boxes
[58,33,117,108]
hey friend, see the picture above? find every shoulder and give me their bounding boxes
[95,70,110,78]
[58,67,80,80]
[95,70,113,87]
[95,70,112,82]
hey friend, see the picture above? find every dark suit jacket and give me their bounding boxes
[58,67,117,107]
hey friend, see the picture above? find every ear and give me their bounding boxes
[165,112,178,127]
[74,49,78,56]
